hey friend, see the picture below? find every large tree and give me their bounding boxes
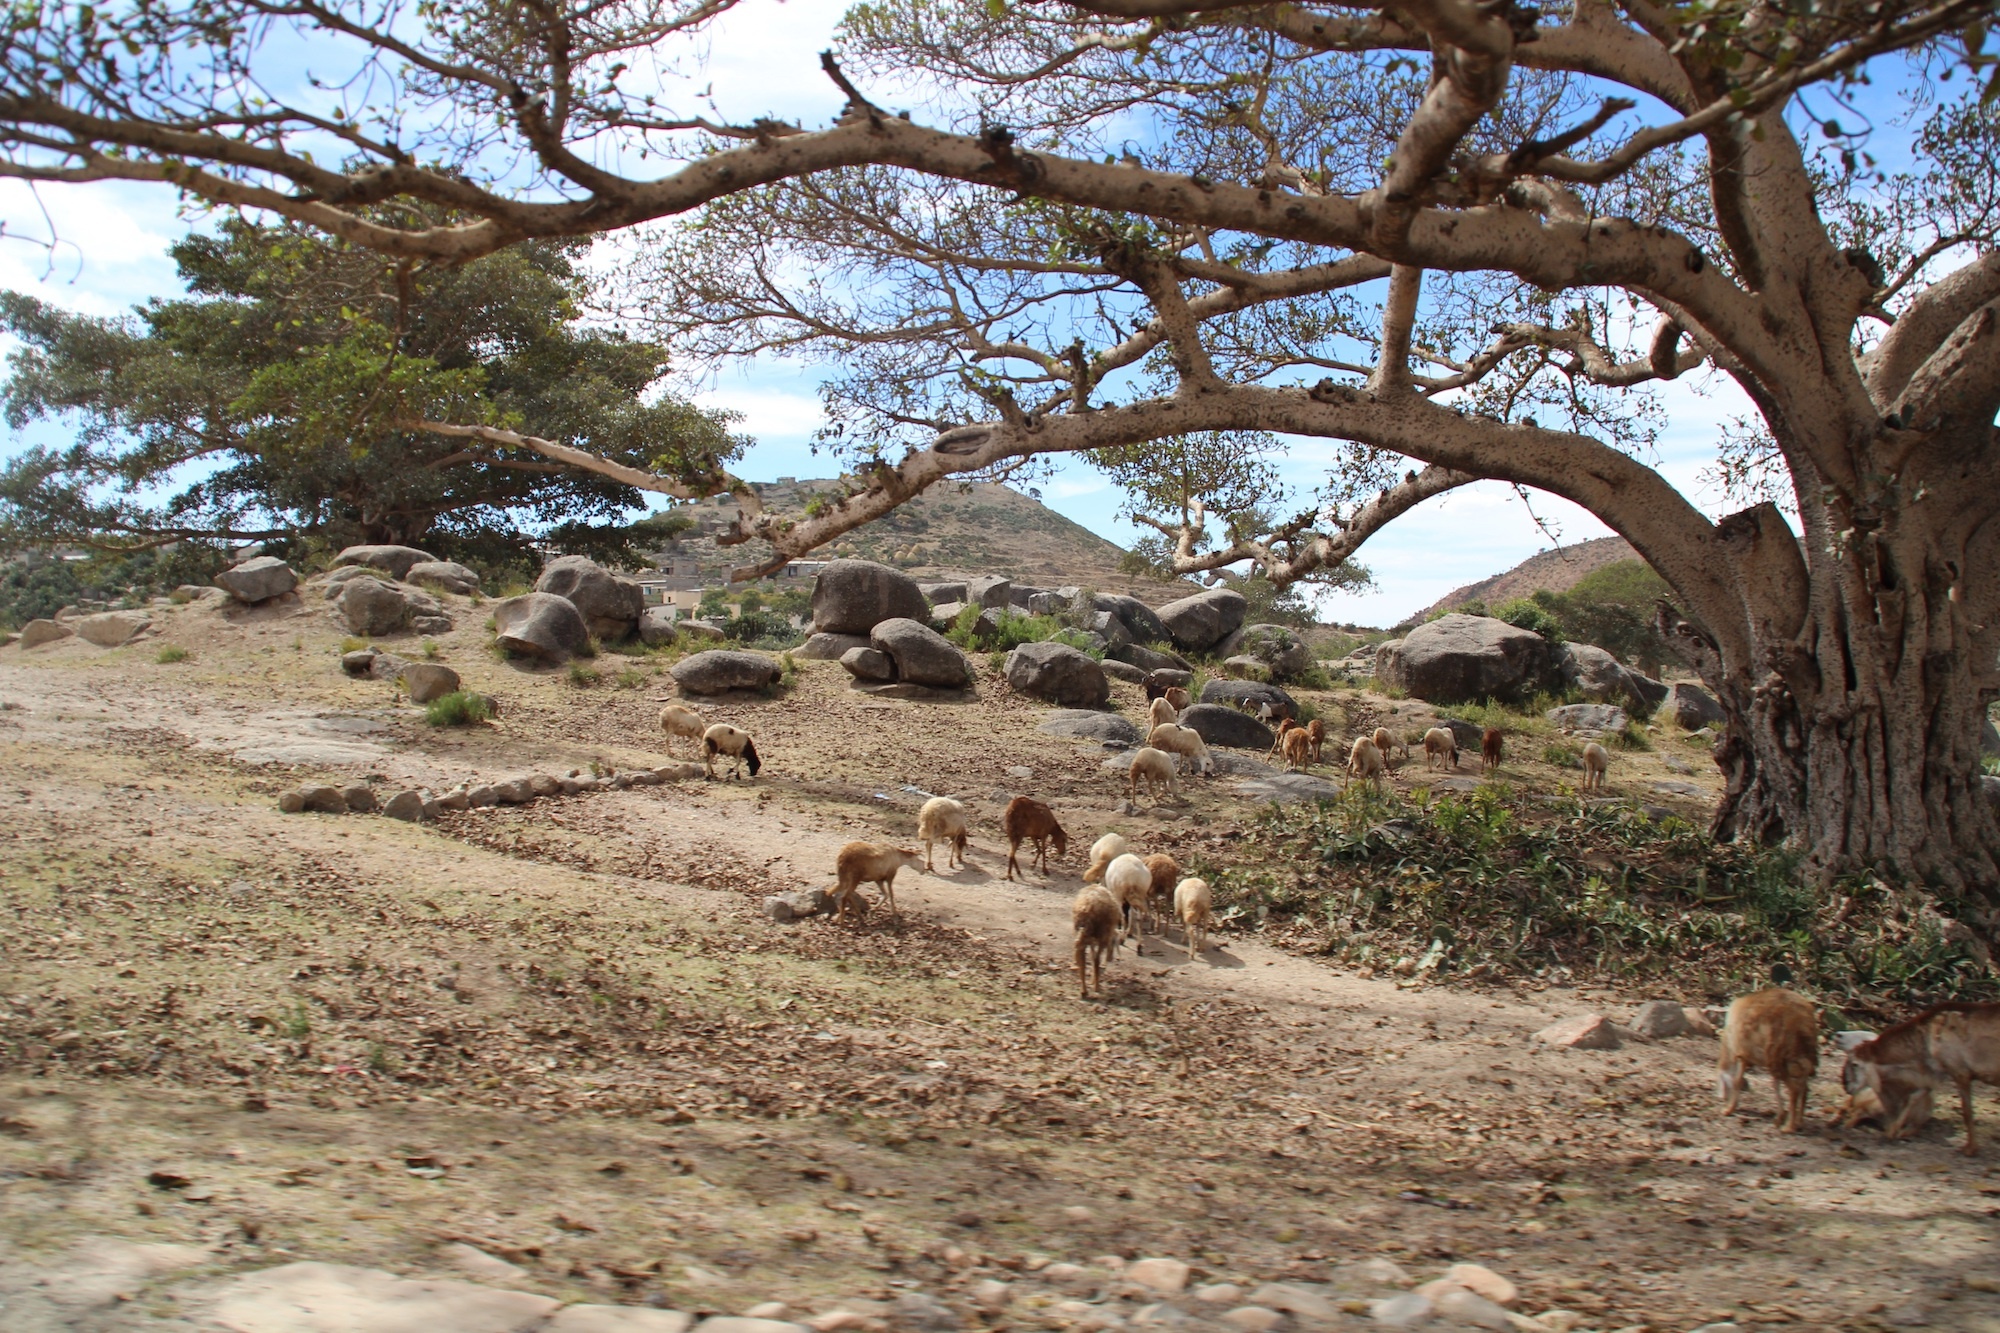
[0,0,1996,900]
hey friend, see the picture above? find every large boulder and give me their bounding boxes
[965,575,1013,609]
[400,663,462,704]
[1092,593,1169,645]
[215,556,298,605]
[1547,703,1629,735]
[1560,642,1667,714]
[493,592,591,662]
[19,618,73,649]
[928,601,969,631]
[336,576,414,636]
[1005,641,1110,708]
[918,581,968,606]
[1110,642,1191,674]
[1197,677,1299,721]
[671,649,782,694]
[535,555,643,642]
[1086,610,1133,650]
[1008,584,1048,609]
[871,617,972,688]
[1179,703,1277,751]
[1667,682,1725,731]
[404,560,480,595]
[1038,711,1143,744]
[638,606,680,646]
[797,631,870,660]
[811,559,929,635]
[74,611,150,648]
[1216,623,1312,679]
[1155,588,1247,653]
[1375,613,1558,705]
[333,545,437,580]
[1101,658,1148,684]
[840,646,898,682]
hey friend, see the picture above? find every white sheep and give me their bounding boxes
[1371,725,1399,767]
[1347,734,1387,788]
[1147,696,1180,731]
[1128,747,1181,803]
[701,723,762,780]
[1101,852,1154,951]
[916,796,970,871]
[1147,722,1213,776]
[1581,741,1610,791]
[659,703,708,757]
[1174,877,1213,961]
[1423,726,1460,770]
[1082,831,1130,884]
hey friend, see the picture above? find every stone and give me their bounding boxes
[1216,623,1312,678]
[1194,1286,1244,1306]
[404,560,480,594]
[811,559,930,635]
[1155,587,1248,652]
[890,1292,961,1331]
[1112,641,1192,674]
[19,618,73,649]
[1043,1263,1089,1281]
[1439,1266,1515,1309]
[672,649,782,694]
[209,1261,560,1332]
[1179,703,1276,751]
[1332,1259,1411,1289]
[494,778,535,805]
[526,774,561,797]
[1558,642,1667,714]
[1006,641,1110,707]
[1038,711,1142,743]
[465,785,498,807]
[1535,1014,1621,1050]
[1246,1284,1336,1320]
[215,555,299,604]
[1545,703,1628,735]
[1197,678,1298,720]
[1984,717,2000,757]
[1093,592,1169,645]
[175,583,227,602]
[919,581,968,605]
[840,646,898,682]
[402,662,462,704]
[1667,682,1726,731]
[438,1243,524,1282]
[746,1306,790,1321]
[548,1307,696,1332]
[1375,614,1559,705]
[1127,1260,1191,1296]
[369,652,412,682]
[928,601,969,631]
[636,606,680,647]
[334,544,438,580]
[536,555,644,641]
[797,631,870,660]
[341,650,379,677]
[679,619,728,641]
[277,790,306,813]
[1221,655,1272,681]
[299,785,347,814]
[494,592,592,662]
[1087,610,1133,650]
[382,790,426,822]
[872,618,972,687]
[341,784,378,814]
[1368,1293,1434,1328]
[1629,1000,1695,1039]
[337,576,414,636]
[1218,1308,1282,1333]
[1146,668,1194,689]
[74,611,150,647]
[966,575,1013,608]
[972,1280,1013,1311]
[1101,659,1147,684]
[694,1320,813,1333]
[1430,1287,1511,1330]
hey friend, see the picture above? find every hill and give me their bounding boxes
[1405,534,1642,624]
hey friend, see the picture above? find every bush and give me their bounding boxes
[421,640,441,659]
[424,691,492,727]
[155,644,189,664]
[1543,742,1580,768]
[1494,597,1564,643]
[568,663,603,686]
[616,668,647,689]
[945,605,1068,652]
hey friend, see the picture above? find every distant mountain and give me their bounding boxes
[1404,535,1643,625]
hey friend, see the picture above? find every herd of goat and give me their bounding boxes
[654,696,1995,1154]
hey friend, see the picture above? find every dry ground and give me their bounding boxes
[2,587,1998,1332]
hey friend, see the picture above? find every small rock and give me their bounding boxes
[19,619,74,649]
[1127,1259,1191,1296]
[342,650,378,677]
[1219,1308,1282,1333]
[382,790,426,822]
[890,1292,961,1331]
[74,611,150,647]
[215,555,298,604]
[971,1281,1012,1311]
[1533,1014,1621,1050]
[1247,1284,1337,1320]
[764,896,799,924]
[1368,1292,1433,1328]
[209,1261,558,1331]
[405,560,481,595]
[1628,1000,1695,1040]
[1194,1285,1243,1306]
[549,1308,695,1332]
[277,790,306,814]
[465,785,497,807]
[299,785,347,814]
[1686,1325,1742,1333]
[1431,1287,1511,1330]
[1042,1263,1088,1283]
[806,1316,874,1333]
[693,1319,813,1333]
[1061,1205,1096,1223]
[341,785,378,814]
[438,1242,524,1282]
[1439,1266,1515,1309]
[493,778,534,804]
[402,662,462,704]
[746,1304,790,1320]
[1334,1259,1410,1290]
[528,774,562,797]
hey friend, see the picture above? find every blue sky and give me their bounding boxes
[1,0,1917,626]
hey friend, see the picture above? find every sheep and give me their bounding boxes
[1581,741,1610,791]
[701,723,762,780]
[1347,734,1387,788]
[916,796,970,871]
[659,704,708,758]
[1304,717,1326,763]
[1143,853,1180,931]
[1163,686,1192,713]
[1072,885,1121,999]
[1147,723,1213,776]
[1174,877,1213,961]
[1002,797,1069,881]
[832,841,923,925]
[1128,747,1181,803]
[1101,852,1154,950]
[1082,831,1130,884]
[1280,725,1313,771]
[1147,696,1180,731]
[1482,726,1503,773]
[1423,726,1460,771]
[1718,987,1818,1133]
[1371,726,1399,767]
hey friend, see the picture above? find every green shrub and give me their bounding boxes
[945,605,1067,652]
[340,636,368,653]
[1542,742,1579,768]
[568,663,603,686]
[421,640,441,660]
[1494,597,1565,643]
[424,691,493,727]
[155,644,189,664]
[616,668,647,689]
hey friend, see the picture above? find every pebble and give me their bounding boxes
[971,1280,1012,1311]
[341,784,378,814]
[1368,1293,1432,1328]
[550,1308,695,1332]
[745,1304,789,1319]
[805,1315,872,1333]
[1062,1206,1096,1223]
[277,790,306,814]
[1043,1264,1088,1283]
[891,1291,961,1330]
[693,1319,812,1333]
[1218,1307,1282,1332]
[1532,1013,1621,1050]
[438,1242,523,1282]
[1439,1265,1516,1308]
[1193,1285,1243,1305]
[1092,1255,1128,1273]
[1332,1260,1411,1289]
[1431,1286,1511,1330]
[1126,1259,1190,1296]
[1246,1284,1336,1321]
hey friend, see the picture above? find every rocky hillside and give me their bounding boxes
[664,479,1188,596]
[1405,534,1641,624]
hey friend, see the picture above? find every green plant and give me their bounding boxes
[778,651,799,686]
[421,640,441,659]
[340,636,368,653]
[1543,742,1580,768]
[154,644,189,664]
[568,662,603,686]
[575,638,599,659]
[423,691,493,727]
[1493,597,1565,644]
[278,1001,312,1040]
[988,650,1007,675]
[363,1042,396,1074]
[616,668,647,689]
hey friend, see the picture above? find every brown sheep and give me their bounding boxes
[832,842,923,926]
[1002,797,1069,881]
[1072,886,1121,999]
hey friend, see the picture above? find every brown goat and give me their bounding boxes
[1002,796,1069,881]
[1482,726,1503,773]
[1305,717,1326,763]
[1719,988,1819,1133]
[832,842,924,926]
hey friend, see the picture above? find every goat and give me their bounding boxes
[701,723,761,780]
[1002,797,1068,881]
[658,704,708,758]
[1482,726,1503,773]
[1422,726,1459,771]
[1174,877,1213,961]
[832,841,924,926]
[1279,725,1313,771]
[1083,832,1130,884]
[1101,852,1153,950]
[1266,716,1296,758]
[1718,987,1818,1133]
[1163,686,1192,713]
[1581,741,1610,791]
[1841,1002,2000,1154]
[1305,717,1326,763]
[1347,735,1387,788]
[1147,723,1213,776]
[1147,696,1180,731]
[1128,748,1180,803]
[1072,886,1121,999]
[916,796,970,871]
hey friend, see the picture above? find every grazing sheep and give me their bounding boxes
[1174,877,1213,961]
[1083,831,1130,884]
[1072,886,1121,999]
[1002,797,1069,881]
[1266,716,1296,757]
[916,796,970,871]
[1101,852,1154,950]
[1143,853,1180,930]
[1371,726,1408,766]
[1280,725,1313,770]
[1163,686,1191,713]
[1305,717,1326,763]
[1148,696,1180,731]
[659,704,708,757]
[832,841,924,925]
[701,723,762,780]
[1581,741,1609,791]
[1347,735,1387,788]
[1423,726,1460,770]
[1147,723,1213,776]
[1482,726,1503,773]
[1718,987,1818,1133]
[1128,747,1181,803]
